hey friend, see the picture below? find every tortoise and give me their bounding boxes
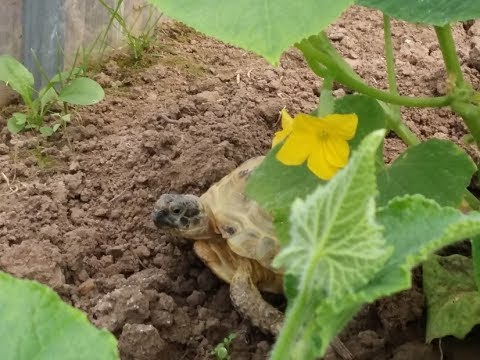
[152,156,353,360]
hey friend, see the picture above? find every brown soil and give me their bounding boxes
[1,6,480,360]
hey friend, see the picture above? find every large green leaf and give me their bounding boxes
[270,130,389,359]
[276,192,480,359]
[0,272,119,360]
[377,139,476,207]
[58,77,105,106]
[295,195,480,360]
[0,55,34,102]
[424,255,480,342]
[149,0,354,64]
[357,0,480,26]
[363,195,480,300]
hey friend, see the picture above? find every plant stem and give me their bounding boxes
[270,289,309,359]
[379,102,420,145]
[381,15,419,146]
[383,15,398,95]
[450,100,480,147]
[471,235,480,291]
[303,53,330,78]
[434,25,465,87]
[315,74,335,116]
[297,41,451,108]
[464,190,480,211]
[435,24,480,148]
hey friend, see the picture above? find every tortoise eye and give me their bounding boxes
[171,207,181,214]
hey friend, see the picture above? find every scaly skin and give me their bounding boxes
[230,266,284,335]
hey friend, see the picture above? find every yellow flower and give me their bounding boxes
[272,109,294,147]
[273,111,358,180]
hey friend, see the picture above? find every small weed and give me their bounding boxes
[30,147,55,169]
[0,55,104,136]
[98,0,163,63]
[210,333,236,360]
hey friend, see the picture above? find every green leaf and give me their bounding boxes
[357,0,480,26]
[366,195,480,300]
[270,130,389,359]
[297,195,480,359]
[58,77,105,105]
[39,126,54,136]
[0,55,34,102]
[377,139,476,207]
[149,0,354,64]
[61,113,72,123]
[0,271,119,360]
[39,86,58,114]
[7,113,27,134]
[246,147,324,219]
[49,67,84,84]
[52,123,62,132]
[424,255,480,342]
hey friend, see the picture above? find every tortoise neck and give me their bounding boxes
[185,201,219,240]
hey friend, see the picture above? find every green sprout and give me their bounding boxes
[210,333,236,360]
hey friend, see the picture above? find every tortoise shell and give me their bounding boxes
[199,156,281,273]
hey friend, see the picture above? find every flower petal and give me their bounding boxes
[281,108,294,130]
[272,109,294,148]
[293,113,325,133]
[307,144,339,180]
[324,136,350,168]
[272,128,291,148]
[276,131,315,165]
[322,114,358,140]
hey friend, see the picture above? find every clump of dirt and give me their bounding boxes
[1,6,480,360]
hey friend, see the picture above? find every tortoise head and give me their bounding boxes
[152,194,213,239]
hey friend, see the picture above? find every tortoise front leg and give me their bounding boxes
[230,268,284,334]
[230,269,354,360]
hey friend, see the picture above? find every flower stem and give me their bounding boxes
[297,39,452,108]
[315,74,335,117]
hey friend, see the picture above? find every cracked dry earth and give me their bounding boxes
[2,6,480,360]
